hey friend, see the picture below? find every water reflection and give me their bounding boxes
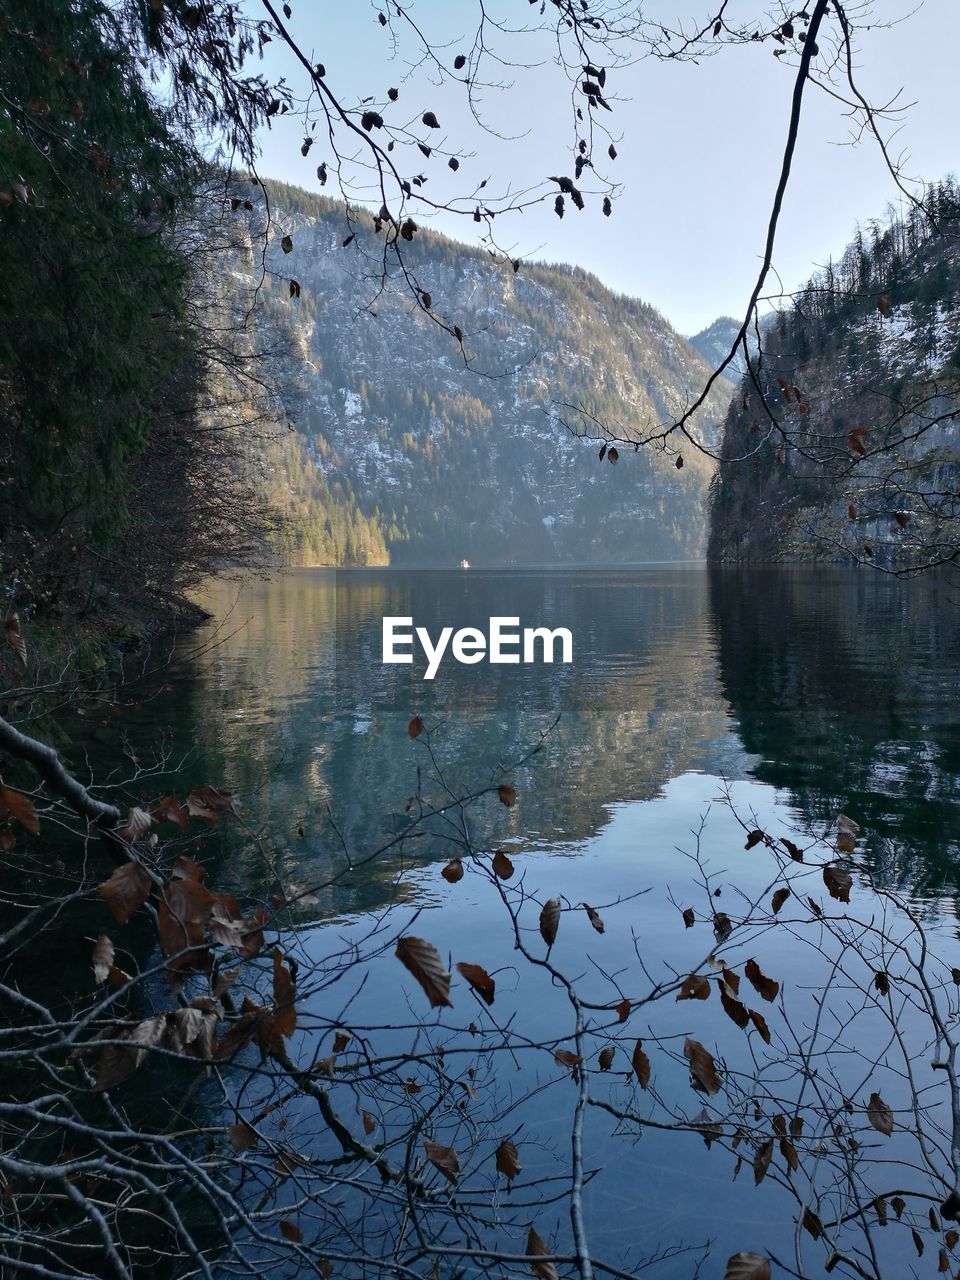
[120,566,960,907]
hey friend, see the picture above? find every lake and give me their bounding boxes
[93,566,960,1277]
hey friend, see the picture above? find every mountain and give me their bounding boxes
[686,316,744,385]
[708,180,960,569]
[235,180,731,567]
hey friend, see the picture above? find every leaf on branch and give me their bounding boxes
[280,234,293,254]
[748,1008,771,1044]
[362,1110,376,1135]
[441,858,464,883]
[423,1138,459,1184]
[228,1122,258,1153]
[497,783,517,807]
[492,848,514,879]
[271,949,297,1038]
[744,829,765,850]
[626,1040,651,1089]
[553,1047,581,1070]
[779,1136,799,1171]
[682,906,695,928]
[0,786,39,835]
[92,935,115,984]
[598,1044,616,1071]
[186,785,239,825]
[582,902,604,933]
[744,959,779,1002]
[407,714,424,738]
[684,1037,720,1096]
[753,1138,774,1185]
[539,897,561,946]
[607,446,618,464]
[495,1138,521,1183]
[100,861,152,924]
[526,1228,559,1280]
[117,806,152,843]
[721,989,749,1029]
[867,1091,894,1136]
[279,1219,302,1242]
[677,973,711,1001]
[614,997,630,1022]
[456,961,495,1005]
[421,111,440,129]
[4,613,26,665]
[802,1207,823,1239]
[823,864,852,904]
[724,1252,771,1280]
[395,936,452,1008]
[152,794,189,831]
[781,837,803,862]
[771,887,790,914]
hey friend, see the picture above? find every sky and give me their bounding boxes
[252,0,959,336]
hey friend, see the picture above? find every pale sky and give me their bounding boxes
[252,0,959,335]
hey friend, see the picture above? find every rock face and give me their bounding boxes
[708,181,960,570]
[686,316,745,387]
[244,180,729,566]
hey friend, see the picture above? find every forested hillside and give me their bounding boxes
[709,180,960,569]
[0,4,279,642]
[242,181,730,566]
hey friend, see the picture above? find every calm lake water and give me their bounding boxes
[96,567,960,1275]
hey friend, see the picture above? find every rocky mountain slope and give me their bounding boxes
[235,181,731,566]
[708,180,960,570]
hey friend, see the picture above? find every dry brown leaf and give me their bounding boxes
[632,1040,651,1088]
[4,613,26,665]
[539,898,561,947]
[598,1045,616,1071]
[823,864,853,903]
[771,887,790,914]
[228,1122,258,1153]
[279,1219,302,1242]
[492,849,514,880]
[526,1228,559,1280]
[395,936,452,1008]
[271,949,297,1039]
[362,1110,376,1135]
[423,1138,459,1185]
[684,1037,720,1096]
[495,1138,521,1182]
[723,1253,771,1280]
[554,1047,581,1070]
[682,906,695,928]
[456,961,495,1005]
[721,989,749,1029]
[802,1207,823,1239]
[497,783,517,807]
[91,935,115,985]
[867,1091,894,1136]
[441,858,464,883]
[744,959,779,1003]
[749,1008,771,1044]
[753,1137,774,1184]
[677,973,711,1001]
[583,902,605,933]
[0,786,39,835]
[408,715,424,739]
[100,862,152,925]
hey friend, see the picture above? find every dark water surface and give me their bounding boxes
[96,567,960,1275]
